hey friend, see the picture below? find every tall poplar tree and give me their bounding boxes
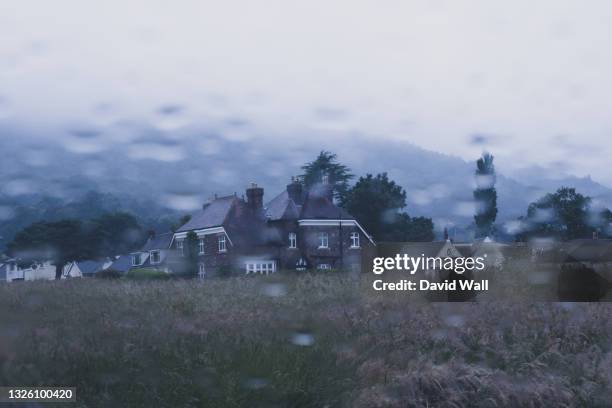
[473,153,498,238]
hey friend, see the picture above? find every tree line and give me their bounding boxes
[5,150,612,279]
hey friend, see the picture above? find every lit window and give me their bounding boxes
[245,261,276,275]
[176,240,184,256]
[218,235,227,252]
[318,232,329,248]
[350,232,360,248]
[198,238,205,255]
[150,250,161,264]
[198,263,206,278]
[289,232,297,248]
[132,253,141,266]
[317,264,331,270]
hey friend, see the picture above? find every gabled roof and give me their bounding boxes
[176,196,238,232]
[141,232,174,251]
[265,190,353,221]
[77,260,106,275]
[265,191,301,221]
[300,194,353,220]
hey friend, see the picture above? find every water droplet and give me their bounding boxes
[291,332,314,346]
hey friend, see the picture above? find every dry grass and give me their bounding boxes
[0,274,610,407]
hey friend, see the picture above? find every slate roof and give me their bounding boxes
[265,190,353,221]
[141,232,174,251]
[109,255,133,273]
[265,191,301,221]
[77,260,106,275]
[176,196,237,232]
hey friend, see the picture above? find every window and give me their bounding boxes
[318,232,329,248]
[198,263,206,278]
[245,261,276,275]
[289,232,297,248]
[150,250,161,264]
[296,258,307,271]
[218,235,227,252]
[198,238,205,255]
[132,253,142,266]
[317,264,331,270]
[176,240,184,256]
[350,232,360,248]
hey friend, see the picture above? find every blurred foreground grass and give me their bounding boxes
[0,274,611,407]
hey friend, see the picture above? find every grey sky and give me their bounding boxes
[2,0,612,184]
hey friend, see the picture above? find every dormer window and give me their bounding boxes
[198,238,205,255]
[218,235,227,252]
[176,240,184,256]
[318,232,329,249]
[350,232,360,248]
[289,232,297,249]
[150,250,161,264]
[132,253,142,266]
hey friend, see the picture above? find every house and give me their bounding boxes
[62,261,83,278]
[471,237,507,271]
[169,179,375,277]
[129,232,178,273]
[0,259,57,282]
[527,239,612,300]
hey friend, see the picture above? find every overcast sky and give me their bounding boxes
[2,0,612,184]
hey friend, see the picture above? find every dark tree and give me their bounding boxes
[7,220,91,279]
[171,214,192,232]
[300,151,354,202]
[86,212,145,257]
[343,173,434,242]
[519,187,593,241]
[185,231,199,277]
[473,152,498,238]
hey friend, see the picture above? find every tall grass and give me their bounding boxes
[0,274,610,407]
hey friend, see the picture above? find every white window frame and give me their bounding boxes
[289,232,297,248]
[198,238,205,255]
[176,240,184,256]
[198,263,206,278]
[318,232,329,249]
[218,235,227,253]
[350,232,360,248]
[132,253,142,266]
[245,261,276,275]
[317,264,331,270]
[150,250,161,264]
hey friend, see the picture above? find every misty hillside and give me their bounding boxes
[1,123,611,243]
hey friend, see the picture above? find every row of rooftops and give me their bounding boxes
[175,180,354,234]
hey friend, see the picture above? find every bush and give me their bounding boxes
[125,268,170,280]
[96,268,123,279]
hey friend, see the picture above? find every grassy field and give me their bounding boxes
[0,274,611,407]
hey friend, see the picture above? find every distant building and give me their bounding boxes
[133,178,375,277]
[0,259,57,282]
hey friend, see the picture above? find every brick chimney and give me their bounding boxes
[246,182,264,211]
[287,177,303,205]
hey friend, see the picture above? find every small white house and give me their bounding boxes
[0,259,57,282]
[62,261,84,278]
